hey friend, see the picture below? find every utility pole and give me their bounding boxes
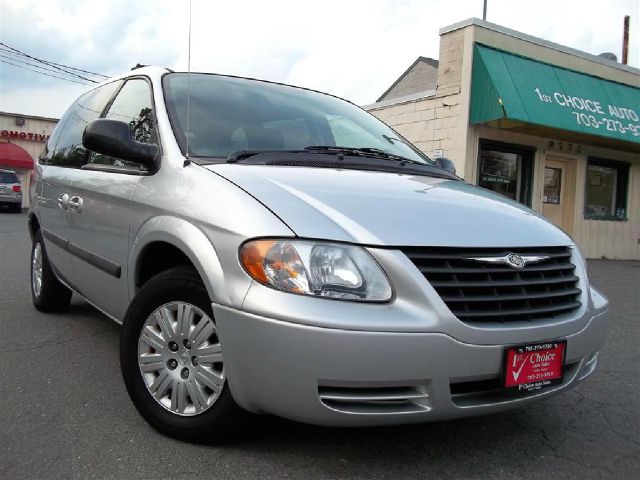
[483,0,487,20]
[622,15,629,65]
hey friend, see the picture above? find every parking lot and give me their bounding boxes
[1,210,638,480]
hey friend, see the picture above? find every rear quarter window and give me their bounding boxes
[47,80,123,168]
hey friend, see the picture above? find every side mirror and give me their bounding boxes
[83,119,158,167]
[434,157,456,175]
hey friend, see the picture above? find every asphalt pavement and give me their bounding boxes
[1,210,638,480]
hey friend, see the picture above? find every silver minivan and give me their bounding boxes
[29,67,609,442]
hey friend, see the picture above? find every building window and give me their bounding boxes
[543,167,562,204]
[477,141,534,206]
[584,158,629,220]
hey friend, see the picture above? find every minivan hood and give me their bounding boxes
[207,165,572,247]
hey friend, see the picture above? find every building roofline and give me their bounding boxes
[376,56,439,102]
[440,17,640,76]
[0,111,59,122]
[364,89,437,110]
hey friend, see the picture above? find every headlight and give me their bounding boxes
[240,239,392,302]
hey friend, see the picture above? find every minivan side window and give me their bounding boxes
[47,81,123,168]
[39,107,73,165]
[88,78,156,170]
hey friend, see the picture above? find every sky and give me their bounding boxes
[1,0,638,118]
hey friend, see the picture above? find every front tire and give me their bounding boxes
[31,230,72,312]
[120,266,245,442]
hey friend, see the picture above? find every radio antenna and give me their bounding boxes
[184,0,193,166]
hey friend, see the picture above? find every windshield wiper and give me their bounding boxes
[303,146,427,166]
[226,149,306,163]
[223,146,457,180]
[227,146,427,167]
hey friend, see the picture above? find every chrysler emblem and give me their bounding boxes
[506,253,525,269]
[179,350,190,365]
[465,252,549,269]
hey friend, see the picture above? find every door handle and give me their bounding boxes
[68,196,83,213]
[57,193,69,210]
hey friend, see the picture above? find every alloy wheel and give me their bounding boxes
[32,242,43,298]
[137,301,225,416]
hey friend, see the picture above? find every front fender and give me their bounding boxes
[128,216,252,308]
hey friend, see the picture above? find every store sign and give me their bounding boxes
[471,45,640,144]
[533,88,640,139]
[0,130,50,142]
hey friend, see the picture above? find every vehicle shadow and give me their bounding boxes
[213,408,557,477]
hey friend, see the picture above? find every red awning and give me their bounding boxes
[0,142,34,169]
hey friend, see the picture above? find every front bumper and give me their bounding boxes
[214,304,609,427]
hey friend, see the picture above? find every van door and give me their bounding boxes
[38,81,123,292]
[38,165,81,285]
[38,98,93,285]
[66,78,158,320]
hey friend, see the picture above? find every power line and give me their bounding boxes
[0,52,96,80]
[0,44,99,83]
[1,58,94,86]
[0,42,104,81]
[0,59,94,86]
[0,42,105,83]
[29,57,108,79]
[0,47,103,77]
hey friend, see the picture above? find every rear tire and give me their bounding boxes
[31,230,73,312]
[120,266,246,443]
[11,204,22,213]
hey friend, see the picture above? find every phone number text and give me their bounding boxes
[572,112,640,136]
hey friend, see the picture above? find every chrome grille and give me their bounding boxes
[401,246,581,323]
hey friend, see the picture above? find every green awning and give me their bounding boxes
[471,44,640,144]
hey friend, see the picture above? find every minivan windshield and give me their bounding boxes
[162,73,434,165]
